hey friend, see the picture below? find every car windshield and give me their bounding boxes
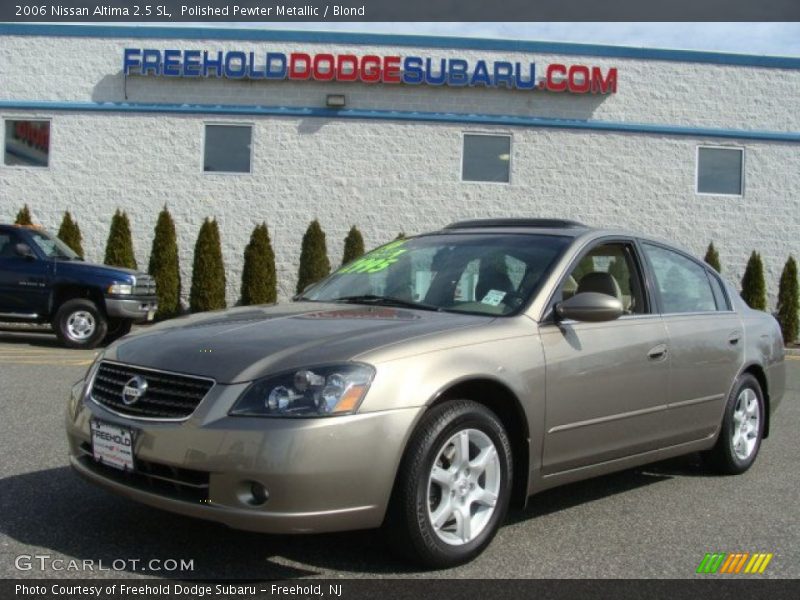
[28,229,80,260]
[300,233,571,316]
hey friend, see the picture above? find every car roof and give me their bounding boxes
[434,218,699,258]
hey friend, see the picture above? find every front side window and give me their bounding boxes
[560,242,647,315]
[302,233,570,316]
[462,134,511,183]
[4,120,50,167]
[203,124,252,173]
[27,229,79,260]
[697,146,743,195]
[642,243,717,314]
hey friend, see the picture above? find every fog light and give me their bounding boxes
[250,482,269,505]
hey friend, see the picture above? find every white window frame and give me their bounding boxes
[460,131,512,185]
[695,145,745,197]
[2,116,53,170]
[201,121,254,175]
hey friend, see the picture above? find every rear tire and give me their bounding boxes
[386,400,512,568]
[704,373,765,475]
[53,298,107,349]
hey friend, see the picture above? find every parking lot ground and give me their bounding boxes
[1,330,798,579]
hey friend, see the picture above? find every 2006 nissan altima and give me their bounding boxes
[66,219,785,567]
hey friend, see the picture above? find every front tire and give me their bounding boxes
[388,400,512,568]
[53,299,107,349]
[104,318,133,344]
[704,373,765,475]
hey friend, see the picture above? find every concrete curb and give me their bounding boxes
[786,346,800,356]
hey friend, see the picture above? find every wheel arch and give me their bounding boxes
[51,284,106,317]
[429,377,531,509]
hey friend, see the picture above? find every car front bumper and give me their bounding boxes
[104,296,158,322]
[65,380,422,534]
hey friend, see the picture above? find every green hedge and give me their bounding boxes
[777,255,799,344]
[741,251,767,311]
[241,222,277,305]
[148,207,182,319]
[190,218,226,312]
[296,219,330,294]
[104,210,137,269]
[57,211,84,257]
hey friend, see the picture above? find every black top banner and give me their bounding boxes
[2,0,799,22]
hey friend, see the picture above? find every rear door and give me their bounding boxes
[0,229,51,317]
[639,242,743,442]
[540,238,671,474]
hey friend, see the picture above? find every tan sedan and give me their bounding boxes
[66,219,785,567]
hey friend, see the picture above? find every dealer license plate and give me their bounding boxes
[91,420,134,471]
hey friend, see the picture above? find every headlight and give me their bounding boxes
[107,283,133,295]
[230,363,375,417]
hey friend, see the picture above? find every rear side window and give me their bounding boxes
[707,272,732,311]
[642,244,717,314]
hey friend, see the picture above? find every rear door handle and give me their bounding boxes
[728,330,742,345]
[647,344,668,361]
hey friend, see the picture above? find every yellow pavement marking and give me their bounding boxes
[786,355,800,361]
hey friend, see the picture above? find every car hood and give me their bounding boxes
[106,303,491,383]
[56,259,142,282]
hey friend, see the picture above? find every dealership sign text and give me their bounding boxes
[123,49,618,94]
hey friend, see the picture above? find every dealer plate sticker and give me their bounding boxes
[91,420,134,471]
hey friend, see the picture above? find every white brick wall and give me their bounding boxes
[1,33,799,309]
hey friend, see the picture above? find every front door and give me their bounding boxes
[540,239,670,475]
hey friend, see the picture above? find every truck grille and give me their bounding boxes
[90,361,214,420]
[133,275,157,296]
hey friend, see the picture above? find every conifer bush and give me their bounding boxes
[777,255,799,344]
[704,242,721,272]
[296,219,330,294]
[57,211,84,257]
[15,204,33,225]
[342,225,365,265]
[190,218,226,312]
[148,206,182,319]
[104,210,137,269]
[740,251,767,311]
[241,222,277,305]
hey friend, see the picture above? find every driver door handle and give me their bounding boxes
[647,344,668,361]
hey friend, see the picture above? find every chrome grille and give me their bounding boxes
[90,361,214,420]
[133,275,157,296]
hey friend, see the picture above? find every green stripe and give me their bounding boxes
[697,553,727,574]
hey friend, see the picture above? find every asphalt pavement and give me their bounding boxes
[1,329,798,579]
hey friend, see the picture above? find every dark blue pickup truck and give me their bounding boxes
[0,224,158,348]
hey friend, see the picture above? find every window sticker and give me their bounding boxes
[338,240,408,274]
[481,289,507,306]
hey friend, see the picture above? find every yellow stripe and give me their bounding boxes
[748,554,766,573]
[744,555,760,573]
[758,554,773,573]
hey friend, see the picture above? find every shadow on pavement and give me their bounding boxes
[0,457,700,578]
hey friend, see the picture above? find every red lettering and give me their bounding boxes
[591,67,618,94]
[360,55,382,83]
[288,53,311,80]
[568,65,591,93]
[546,64,567,92]
[312,54,335,81]
[336,54,359,81]
[383,56,401,83]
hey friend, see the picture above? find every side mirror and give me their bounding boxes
[14,243,36,260]
[555,292,623,323]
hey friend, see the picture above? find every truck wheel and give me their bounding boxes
[53,299,108,349]
[104,318,133,344]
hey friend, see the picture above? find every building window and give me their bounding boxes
[696,146,743,196]
[203,124,252,173]
[462,134,511,183]
[4,120,50,167]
